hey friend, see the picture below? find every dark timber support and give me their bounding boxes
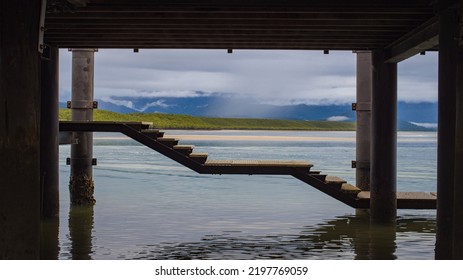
[69,49,96,205]
[453,39,463,260]
[0,0,42,259]
[40,47,60,218]
[370,50,398,224]
[436,5,459,260]
[454,2,463,258]
[355,51,372,192]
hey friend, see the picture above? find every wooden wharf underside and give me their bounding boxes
[59,121,436,210]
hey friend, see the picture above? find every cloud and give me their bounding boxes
[411,122,438,129]
[140,100,173,111]
[327,116,350,122]
[100,97,135,109]
[59,49,438,105]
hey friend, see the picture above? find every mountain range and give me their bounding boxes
[60,94,438,131]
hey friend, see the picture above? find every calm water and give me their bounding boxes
[42,130,437,260]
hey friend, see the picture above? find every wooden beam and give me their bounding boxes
[385,17,439,63]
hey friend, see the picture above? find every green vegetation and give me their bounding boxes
[59,109,355,131]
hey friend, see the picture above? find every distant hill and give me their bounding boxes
[59,109,356,131]
[60,94,437,131]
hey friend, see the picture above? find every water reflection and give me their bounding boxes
[126,215,435,260]
[40,217,60,260]
[68,205,94,260]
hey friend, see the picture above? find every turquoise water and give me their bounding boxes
[50,131,437,260]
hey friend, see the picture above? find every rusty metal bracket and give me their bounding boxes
[352,102,371,111]
[38,0,47,53]
[66,158,97,166]
[67,100,98,109]
[352,160,370,169]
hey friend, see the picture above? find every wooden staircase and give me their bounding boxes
[59,121,436,210]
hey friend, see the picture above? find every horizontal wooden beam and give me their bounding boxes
[82,0,434,11]
[45,17,427,27]
[46,41,381,50]
[45,32,396,40]
[385,16,439,62]
[47,11,432,21]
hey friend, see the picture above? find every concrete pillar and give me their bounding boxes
[69,49,96,205]
[355,51,372,191]
[435,7,459,260]
[0,0,42,259]
[40,47,60,218]
[370,50,398,224]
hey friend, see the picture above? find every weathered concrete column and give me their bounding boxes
[435,7,459,260]
[355,51,372,191]
[69,49,96,205]
[0,0,42,259]
[370,50,398,224]
[40,47,60,218]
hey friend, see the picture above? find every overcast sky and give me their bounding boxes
[59,49,438,105]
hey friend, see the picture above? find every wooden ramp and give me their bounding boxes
[59,121,436,210]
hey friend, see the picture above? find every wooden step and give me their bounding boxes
[309,170,321,175]
[340,183,361,194]
[325,175,347,189]
[311,174,327,181]
[141,129,164,139]
[204,160,312,168]
[157,138,179,148]
[189,153,208,164]
[125,121,152,131]
[140,122,152,130]
[173,145,194,156]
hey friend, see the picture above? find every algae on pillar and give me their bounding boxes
[69,49,97,205]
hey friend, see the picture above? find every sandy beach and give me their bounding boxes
[167,134,355,142]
